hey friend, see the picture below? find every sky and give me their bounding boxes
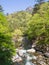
[0,0,48,14]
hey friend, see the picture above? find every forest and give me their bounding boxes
[0,0,49,65]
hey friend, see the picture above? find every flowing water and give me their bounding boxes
[25,53,36,65]
[13,49,36,65]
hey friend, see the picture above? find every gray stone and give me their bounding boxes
[12,54,22,62]
[27,48,36,53]
[44,52,49,58]
[18,49,26,57]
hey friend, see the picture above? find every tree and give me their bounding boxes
[0,5,3,12]
[7,11,32,48]
[7,11,32,33]
[26,2,49,45]
[32,4,40,14]
[36,0,45,4]
[0,12,15,65]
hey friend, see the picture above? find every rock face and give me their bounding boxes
[27,48,36,53]
[26,6,33,14]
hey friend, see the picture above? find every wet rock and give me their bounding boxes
[13,48,49,65]
[35,44,49,53]
[26,54,34,61]
[32,52,49,65]
[27,48,35,53]
[44,52,49,58]
[32,44,36,48]
[25,61,35,65]
[12,54,22,62]
[37,54,49,65]
[38,61,47,65]
[18,49,26,57]
[32,55,37,60]
[46,58,49,65]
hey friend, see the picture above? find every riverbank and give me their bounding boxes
[12,46,49,65]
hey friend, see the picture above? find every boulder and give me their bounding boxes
[27,48,35,53]
[32,45,36,48]
[12,54,22,62]
[32,55,37,60]
[18,49,26,57]
[44,52,49,58]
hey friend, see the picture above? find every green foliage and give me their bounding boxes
[33,4,40,14]
[26,2,49,45]
[0,1,49,65]
[12,29,23,48]
[6,2,49,48]
[0,12,15,65]
[7,11,32,33]
[6,11,32,48]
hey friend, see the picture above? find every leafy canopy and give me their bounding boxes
[26,2,49,44]
[0,12,15,65]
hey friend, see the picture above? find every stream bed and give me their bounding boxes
[12,48,49,65]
